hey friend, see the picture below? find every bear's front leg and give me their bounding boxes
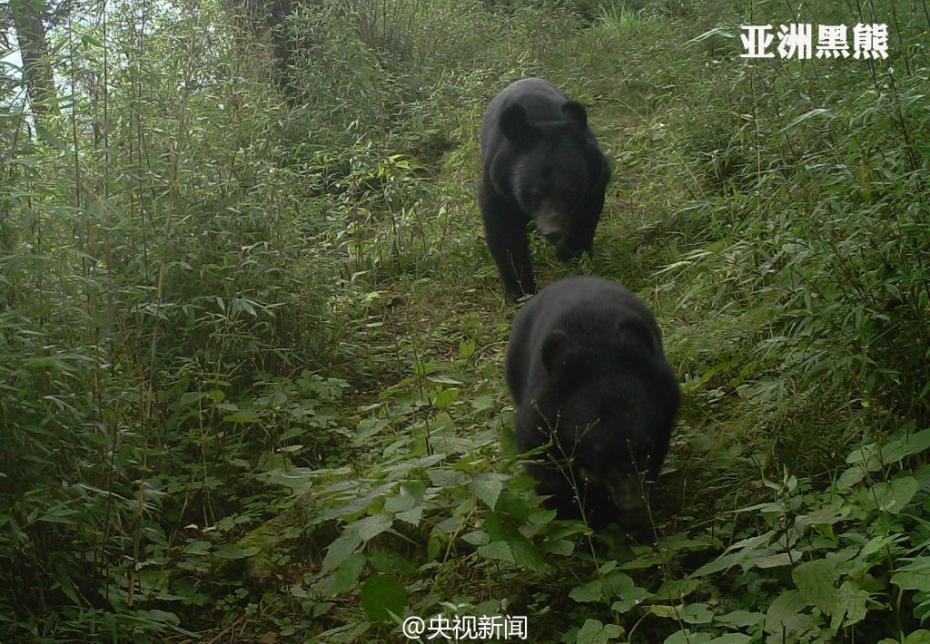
[480,195,536,301]
[527,462,586,520]
[560,194,604,260]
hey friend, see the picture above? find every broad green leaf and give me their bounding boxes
[795,503,846,530]
[619,550,662,570]
[478,541,514,563]
[351,514,393,542]
[321,552,366,595]
[891,557,930,591]
[715,610,763,629]
[321,531,363,574]
[844,430,930,478]
[384,481,425,514]
[544,538,575,556]
[395,507,423,526]
[604,571,635,597]
[184,540,212,555]
[429,469,470,487]
[867,476,920,514]
[846,443,880,467]
[435,516,463,535]
[367,549,417,576]
[462,530,490,546]
[213,543,259,560]
[611,586,651,613]
[691,552,741,577]
[837,465,865,489]
[891,569,929,591]
[859,534,902,559]
[691,533,772,577]
[680,603,714,624]
[430,386,460,408]
[754,552,800,569]
[650,603,714,625]
[570,579,604,603]
[576,619,624,643]
[384,492,415,514]
[708,635,751,644]
[830,580,869,630]
[355,417,390,444]
[473,473,506,510]
[764,590,810,635]
[664,631,712,644]
[881,429,930,464]
[471,394,494,411]
[180,391,207,407]
[650,605,680,618]
[509,534,546,572]
[653,578,700,600]
[793,559,839,614]
[360,574,407,621]
[263,467,316,494]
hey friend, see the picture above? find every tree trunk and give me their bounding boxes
[223,0,313,103]
[11,0,59,119]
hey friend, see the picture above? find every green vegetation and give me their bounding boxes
[2,0,928,641]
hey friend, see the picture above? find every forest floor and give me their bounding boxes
[5,1,927,642]
[244,6,929,640]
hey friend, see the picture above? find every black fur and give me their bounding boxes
[480,78,610,301]
[505,277,680,528]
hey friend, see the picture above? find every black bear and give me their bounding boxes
[505,277,680,528]
[479,78,610,301]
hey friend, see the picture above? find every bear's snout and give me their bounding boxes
[605,472,647,511]
[535,204,569,245]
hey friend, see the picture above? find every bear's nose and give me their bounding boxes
[542,230,564,244]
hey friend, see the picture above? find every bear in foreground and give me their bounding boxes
[480,78,610,301]
[505,277,680,528]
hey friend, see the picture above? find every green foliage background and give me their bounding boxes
[1,0,929,641]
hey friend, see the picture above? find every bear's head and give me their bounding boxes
[533,323,678,512]
[499,101,593,249]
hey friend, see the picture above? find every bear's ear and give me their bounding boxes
[541,330,570,374]
[562,101,588,132]
[500,104,538,147]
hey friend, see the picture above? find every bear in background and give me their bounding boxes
[505,276,680,528]
[479,78,610,301]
